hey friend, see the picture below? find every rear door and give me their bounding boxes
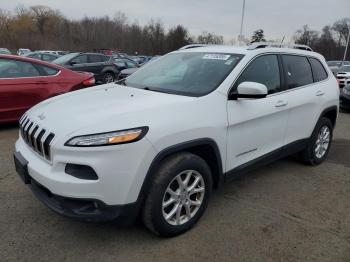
[0,58,47,122]
[87,54,107,77]
[282,55,327,145]
[226,54,289,171]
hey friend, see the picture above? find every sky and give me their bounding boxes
[1,0,350,42]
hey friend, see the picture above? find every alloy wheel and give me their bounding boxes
[162,170,205,226]
[314,125,330,159]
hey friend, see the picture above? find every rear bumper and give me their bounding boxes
[29,176,139,223]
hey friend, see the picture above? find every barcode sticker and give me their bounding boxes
[202,54,231,60]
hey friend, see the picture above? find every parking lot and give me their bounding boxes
[0,112,349,262]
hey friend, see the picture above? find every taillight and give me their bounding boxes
[82,77,95,86]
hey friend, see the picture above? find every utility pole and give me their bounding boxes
[343,26,350,63]
[238,0,246,44]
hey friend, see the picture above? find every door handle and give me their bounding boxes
[316,90,325,96]
[36,81,48,85]
[275,100,288,108]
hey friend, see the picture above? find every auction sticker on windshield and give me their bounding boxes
[202,54,231,60]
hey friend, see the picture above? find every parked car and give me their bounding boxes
[113,57,138,70]
[0,55,95,124]
[129,55,152,65]
[24,52,60,62]
[327,60,350,75]
[340,84,350,111]
[117,56,160,80]
[0,48,11,55]
[36,50,66,56]
[17,48,31,56]
[14,44,339,237]
[52,52,120,83]
[336,65,350,88]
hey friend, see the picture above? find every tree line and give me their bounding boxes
[1,5,349,60]
[294,18,350,60]
[0,5,223,55]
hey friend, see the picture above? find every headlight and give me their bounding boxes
[65,127,148,147]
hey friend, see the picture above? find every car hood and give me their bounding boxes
[25,84,194,139]
[337,72,350,77]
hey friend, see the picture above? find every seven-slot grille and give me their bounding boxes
[19,115,55,163]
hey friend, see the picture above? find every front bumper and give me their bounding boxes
[29,177,138,223]
[340,94,350,110]
[337,77,350,88]
[15,134,156,206]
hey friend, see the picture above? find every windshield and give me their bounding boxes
[125,52,243,96]
[52,53,79,65]
[339,66,350,72]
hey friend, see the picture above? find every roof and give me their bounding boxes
[176,44,323,59]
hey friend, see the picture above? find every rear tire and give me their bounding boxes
[102,72,115,84]
[299,117,333,165]
[142,152,212,237]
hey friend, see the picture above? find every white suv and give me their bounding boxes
[14,44,339,237]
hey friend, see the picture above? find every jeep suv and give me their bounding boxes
[14,44,339,237]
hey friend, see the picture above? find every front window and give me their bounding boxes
[125,52,243,96]
[52,53,79,65]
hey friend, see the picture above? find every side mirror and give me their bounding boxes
[229,82,268,100]
[70,61,77,66]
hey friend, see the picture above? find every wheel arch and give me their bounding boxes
[135,138,224,213]
[319,105,338,128]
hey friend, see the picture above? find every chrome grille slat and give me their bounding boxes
[19,117,55,163]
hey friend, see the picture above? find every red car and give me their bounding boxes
[0,55,95,124]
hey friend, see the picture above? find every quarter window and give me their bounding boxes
[234,55,281,94]
[309,58,328,82]
[282,55,313,89]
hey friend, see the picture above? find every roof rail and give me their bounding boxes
[247,42,313,52]
[178,44,210,50]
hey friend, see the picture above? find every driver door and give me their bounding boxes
[226,54,289,172]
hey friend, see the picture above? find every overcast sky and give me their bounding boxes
[2,0,350,41]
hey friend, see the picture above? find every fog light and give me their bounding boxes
[65,164,98,180]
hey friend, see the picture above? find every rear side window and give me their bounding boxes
[282,55,313,89]
[100,56,110,62]
[37,65,59,76]
[0,59,40,78]
[89,55,103,63]
[309,58,328,82]
[234,54,281,94]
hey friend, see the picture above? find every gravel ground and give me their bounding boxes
[1,112,350,262]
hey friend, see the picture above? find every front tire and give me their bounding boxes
[299,117,333,165]
[142,152,212,237]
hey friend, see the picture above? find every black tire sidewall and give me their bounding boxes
[149,154,212,237]
[103,72,115,83]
